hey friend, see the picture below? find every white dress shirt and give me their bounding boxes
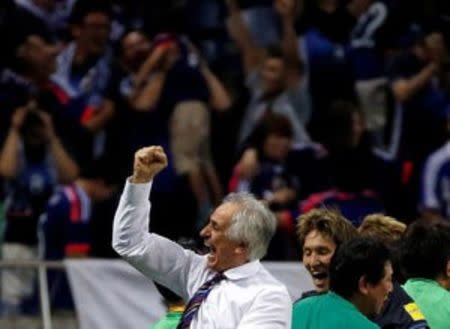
[112,180,292,329]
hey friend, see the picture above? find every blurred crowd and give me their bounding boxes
[0,0,449,316]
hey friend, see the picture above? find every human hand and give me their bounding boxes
[11,107,29,130]
[270,188,296,205]
[425,32,448,65]
[131,146,168,183]
[225,0,239,13]
[274,0,297,21]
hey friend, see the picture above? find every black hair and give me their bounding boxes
[329,237,391,299]
[154,282,183,305]
[265,44,284,60]
[69,0,112,25]
[401,220,450,280]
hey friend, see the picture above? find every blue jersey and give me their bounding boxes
[39,183,92,309]
[4,151,56,245]
[40,184,92,259]
[420,141,450,220]
[348,2,388,80]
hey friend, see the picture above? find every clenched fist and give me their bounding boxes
[130,146,168,183]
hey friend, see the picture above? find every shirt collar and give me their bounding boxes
[223,260,262,281]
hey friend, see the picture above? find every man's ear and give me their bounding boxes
[234,242,247,255]
[358,276,370,296]
[446,260,450,278]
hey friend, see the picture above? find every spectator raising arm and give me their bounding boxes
[201,64,232,112]
[225,0,265,75]
[186,40,232,111]
[275,0,304,88]
[391,62,438,103]
[36,111,79,184]
[82,99,115,132]
[0,107,27,178]
[128,46,174,111]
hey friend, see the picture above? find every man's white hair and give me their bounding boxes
[222,192,277,261]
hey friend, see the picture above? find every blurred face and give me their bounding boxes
[22,35,60,78]
[303,230,337,292]
[364,262,393,316]
[263,134,292,161]
[200,203,246,272]
[121,31,151,71]
[261,57,286,95]
[78,12,111,56]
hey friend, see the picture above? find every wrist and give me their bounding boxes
[130,173,153,184]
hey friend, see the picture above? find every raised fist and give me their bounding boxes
[131,146,168,183]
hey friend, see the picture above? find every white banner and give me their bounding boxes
[65,259,314,329]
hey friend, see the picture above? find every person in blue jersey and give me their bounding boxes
[50,0,115,170]
[300,100,401,225]
[229,112,328,259]
[225,0,311,147]
[39,159,115,309]
[347,0,389,81]
[0,106,78,314]
[387,25,449,219]
[419,71,450,222]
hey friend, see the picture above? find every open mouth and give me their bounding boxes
[311,271,328,280]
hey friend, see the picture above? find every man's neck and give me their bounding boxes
[348,293,371,317]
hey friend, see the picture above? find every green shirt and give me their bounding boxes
[292,292,380,329]
[403,278,450,329]
[149,310,183,329]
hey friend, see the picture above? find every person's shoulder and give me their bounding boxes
[293,290,325,308]
[376,284,429,329]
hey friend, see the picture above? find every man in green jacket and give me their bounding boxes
[292,237,393,328]
[401,221,450,329]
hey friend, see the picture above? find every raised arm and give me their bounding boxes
[225,0,265,75]
[37,111,79,184]
[112,146,205,298]
[391,62,438,103]
[127,46,173,111]
[275,0,304,88]
[0,107,26,178]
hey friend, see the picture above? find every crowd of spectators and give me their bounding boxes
[0,0,449,318]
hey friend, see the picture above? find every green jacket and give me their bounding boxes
[292,292,380,329]
[403,278,450,329]
[149,309,183,329]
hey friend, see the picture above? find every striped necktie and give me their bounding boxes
[177,273,225,329]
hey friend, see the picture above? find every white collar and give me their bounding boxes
[223,260,262,281]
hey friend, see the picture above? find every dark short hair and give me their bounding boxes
[401,220,450,280]
[265,44,283,60]
[69,0,112,25]
[329,237,390,299]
